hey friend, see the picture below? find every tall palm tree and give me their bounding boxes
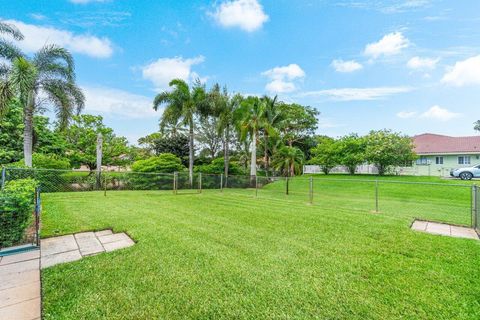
[236,96,265,177]
[272,146,304,177]
[1,22,85,167]
[153,79,206,185]
[261,95,284,176]
[210,84,242,179]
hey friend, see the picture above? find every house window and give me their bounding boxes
[416,156,429,165]
[458,156,471,165]
[435,156,443,165]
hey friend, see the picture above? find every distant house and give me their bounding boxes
[413,133,480,176]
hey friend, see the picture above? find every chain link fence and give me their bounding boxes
[1,167,478,234]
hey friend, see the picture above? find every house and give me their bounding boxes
[412,133,480,176]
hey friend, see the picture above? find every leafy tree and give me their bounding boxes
[337,134,365,174]
[9,153,70,169]
[131,153,184,173]
[364,129,416,175]
[272,146,304,177]
[474,120,480,133]
[0,99,23,164]
[236,96,265,177]
[62,115,130,170]
[309,136,339,174]
[154,79,207,186]
[278,103,319,147]
[196,115,222,159]
[0,22,84,167]
[137,132,163,156]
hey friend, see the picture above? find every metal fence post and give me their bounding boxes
[35,187,41,247]
[173,172,177,195]
[1,167,5,190]
[472,184,478,229]
[286,176,289,195]
[198,173,202,193]
[309,176,313,204]
[220,174,223,192]
[104,174,107,197]
[375,179,379,213]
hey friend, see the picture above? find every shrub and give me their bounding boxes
[0,179,37,248]
[131,153,185,173]
[194,158,245,175]
[9,153,70,169]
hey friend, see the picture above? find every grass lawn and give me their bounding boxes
[41,176,480,319]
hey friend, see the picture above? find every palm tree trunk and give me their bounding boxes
[250,130,257,177]
[189,121,194,187]
[224,125,230,179]
[23,92,35,167]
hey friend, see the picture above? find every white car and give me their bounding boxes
[450,165,480,180]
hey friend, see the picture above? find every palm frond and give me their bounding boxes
[0,38,24,60]
[0,80,13,118]
[0,21,24,40]
[34,45,75,80]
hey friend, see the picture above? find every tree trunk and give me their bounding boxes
[224,125,230,179]
[250,130,257,177]
[290,161,294,177]
[23,92,35,167]
[189,121,194,187]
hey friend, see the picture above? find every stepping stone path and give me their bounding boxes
[0,230,134,320]
[411,220,479,240]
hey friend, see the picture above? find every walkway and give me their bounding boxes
[411,220,479,240]
[0,230,134,320]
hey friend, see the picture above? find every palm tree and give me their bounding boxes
[236,96,265,177]
[272,146,304,177]
[162,120,187,138]
[474,120,480,133]
[1,22,85,167]
[153,79,206,186]
[260,95,283,176]
[210,84,242,179]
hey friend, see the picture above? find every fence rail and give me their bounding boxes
[1,167,479,234]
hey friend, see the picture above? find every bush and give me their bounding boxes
[194,158,245,175]
[0,179,37,248]
[131,153,185,173]
[9,153,70,169]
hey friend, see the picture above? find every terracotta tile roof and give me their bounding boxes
[413,133,480,154]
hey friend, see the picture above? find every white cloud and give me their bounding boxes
[364,32,410,59]
[407,56,439,70]
[301,87,412,101]
[211,0,269,32]
[331,59,363,73]
[441,55,480,87]
[82,86,157,118]
[420,105,461,121]
[5,19,113,58]
[262,64,305,93]
[265,80,296,93]
[141,56,205,90]
[396,111,418,119]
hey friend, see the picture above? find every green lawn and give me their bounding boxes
[41,176,480,319]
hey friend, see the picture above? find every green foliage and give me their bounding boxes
[364,129,416,175]
[0,178,37,248]
[309,136,339,174]
[131,153,185,173]
[337,134,366,174]
[277,103,319,146]
[272,146,304,177]
[0,99,23,165]
[9,153,70,169]
[63,115,130,170]
[194,157,245,175]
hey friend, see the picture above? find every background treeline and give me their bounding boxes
[0,20,416,178]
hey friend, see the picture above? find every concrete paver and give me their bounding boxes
[0,229,134,319]
[411,220,479,240]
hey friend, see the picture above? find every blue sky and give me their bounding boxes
[2,0,480,143]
